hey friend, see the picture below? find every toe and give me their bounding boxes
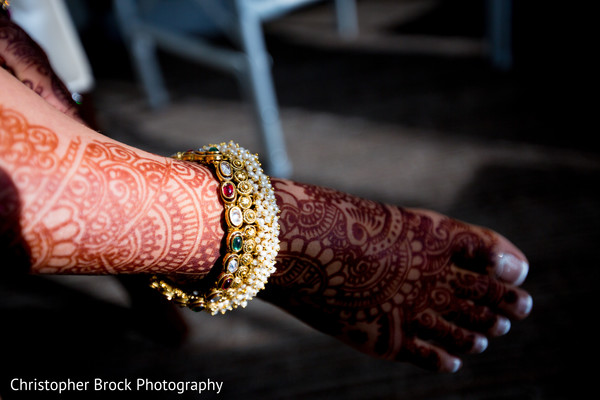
[450,268,533,320]
[412,311,489,354]
[399,337,463,373]
[442,300,512,337]
[495,286,533,320]
[443,299,499,334]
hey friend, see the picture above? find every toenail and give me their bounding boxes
[497,253,529,285]
[473,336,488,353]
[495,316,511,336]
[449,358,462,373]
[517,294,533,317]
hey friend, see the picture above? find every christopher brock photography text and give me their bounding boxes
[8,377,224,396]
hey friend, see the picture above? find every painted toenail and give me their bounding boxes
[449,357,462,373]
[517,294,533,317]
[497,253,529,285]
[495,316,511,336]
[473,336,488,353]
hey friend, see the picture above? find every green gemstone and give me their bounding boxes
[208,147,219,152]
[207,292,221,303]
[231,235,243,252]
[191,305,205,313]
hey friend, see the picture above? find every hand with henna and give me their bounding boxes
[261,180,532,372]
[0,13,82,122]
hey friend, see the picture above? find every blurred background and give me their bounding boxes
[1,0,596,399]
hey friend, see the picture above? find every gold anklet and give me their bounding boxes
[1,0,10,16]
[150,142,280,315]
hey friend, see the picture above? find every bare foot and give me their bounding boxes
[261,179,532,372]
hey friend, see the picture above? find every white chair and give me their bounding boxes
[113,0,358,178]
[10,0,95,96]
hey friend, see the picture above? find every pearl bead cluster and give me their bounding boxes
[150,142,280,315]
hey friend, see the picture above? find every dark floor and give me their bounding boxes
[1,1,597,399]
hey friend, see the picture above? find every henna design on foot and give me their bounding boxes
[262,179,532,372]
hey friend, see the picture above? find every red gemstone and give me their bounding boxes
[221,277,233,289]
[222,182,235,199]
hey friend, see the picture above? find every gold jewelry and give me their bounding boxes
[1,0,10,14]
[150,142,280,315]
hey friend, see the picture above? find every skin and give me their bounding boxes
[0,14,81,121]
[0,16,532,372]
[261,180,531,372]
[0,93,224,276]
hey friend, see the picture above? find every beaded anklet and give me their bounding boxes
[150,142,280,315]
